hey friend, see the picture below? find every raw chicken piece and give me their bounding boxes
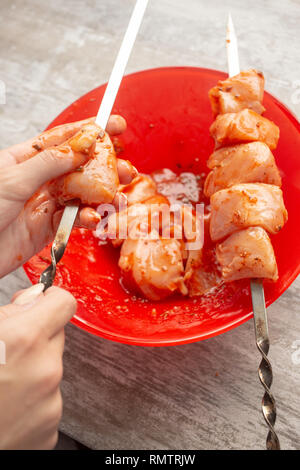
[105,194,170,246]
[204,142,282,197]
[119,235,188,300]
[51,127,120,206]
[210,183,288,241]
[114,197,205,300]
[210,109,279,150]
[209,69,265,116]
[119,174,157,206]
[216,227,278,281]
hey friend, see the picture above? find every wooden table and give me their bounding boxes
[0,0,299,450]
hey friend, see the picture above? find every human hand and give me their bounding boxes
[0,115,136,278]
[0,284,76,450]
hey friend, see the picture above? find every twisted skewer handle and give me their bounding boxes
[250,279,280,450]
[39,202,79,290]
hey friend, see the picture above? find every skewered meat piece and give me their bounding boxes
[204,142,282,197]
[52,129,118,206]
[216,227,278,281]
[210,109,279,150]
[209,69,265,116]
[119,236,188,300]
[50,126,135,206]
[210,183,288,241]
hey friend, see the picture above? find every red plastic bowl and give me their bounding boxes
[24,67,300,346]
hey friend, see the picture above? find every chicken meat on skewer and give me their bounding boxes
[210,108,280,150]
[204,141,282,197]
[209,69,265,116]
[210,183,287,241]
[49,122,137,207]
[216,227,278,282]
[18,115,137,243]
[205,69,288,282]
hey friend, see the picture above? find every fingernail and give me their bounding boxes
[13,283,45,306]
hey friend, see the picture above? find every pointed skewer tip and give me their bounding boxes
[227,13,236,39]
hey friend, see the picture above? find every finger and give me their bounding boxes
[76,207,101,230]
[106,115,127,136]
[0,283,45,320]
[12,283,45,306]
[0,118,95,167]
[112,191,128,211]
[1,123,101,201]
[0,114,126,168]
[117,158,138,184]
[22,286,77,339]
[53,206,101,232]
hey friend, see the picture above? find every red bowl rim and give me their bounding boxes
[25,66,300,346]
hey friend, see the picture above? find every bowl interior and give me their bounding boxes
[24,67,300,346]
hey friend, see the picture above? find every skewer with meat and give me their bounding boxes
[206,69,288,282]
[47,116,137,207]
[24,115,137,233]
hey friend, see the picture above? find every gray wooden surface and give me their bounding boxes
[0,0,299,450]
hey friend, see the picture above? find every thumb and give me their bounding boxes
[12,283,45,306]
[0,283,45,321]
[4,123,102,201]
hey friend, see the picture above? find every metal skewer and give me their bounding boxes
[226,14,280,450]
[40,0,149,290]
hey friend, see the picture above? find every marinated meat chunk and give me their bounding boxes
[119,236,188,300]
[204,142,281,197]
[216,227,278,281]
[210,183,288,241]
[210,109,280,150]
[52,128,120,206]
[209,69,265,116]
